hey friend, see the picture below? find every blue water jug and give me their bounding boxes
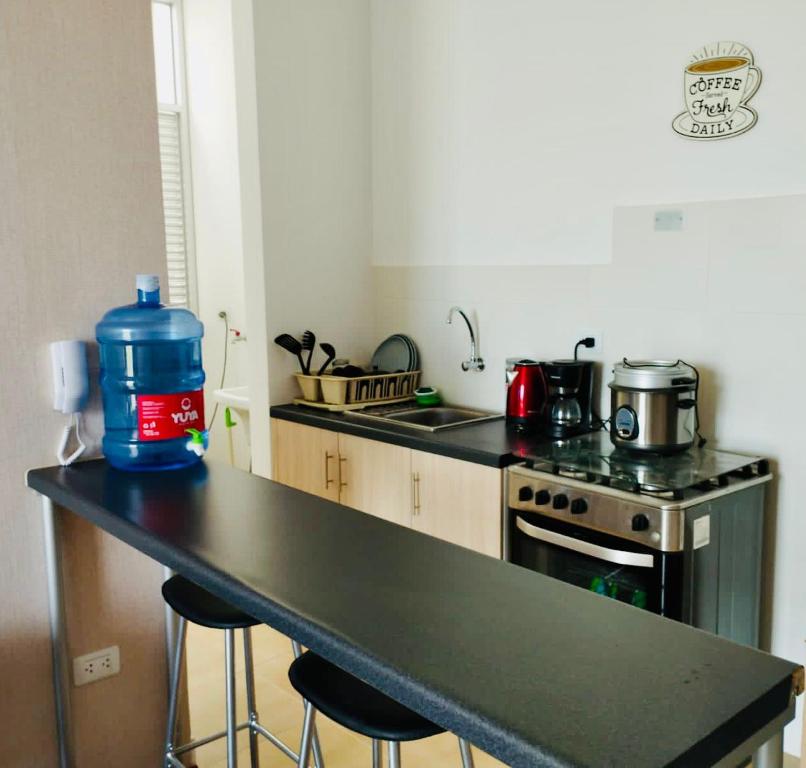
[96,275,207,471]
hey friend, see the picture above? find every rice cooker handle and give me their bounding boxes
[677,398,697,410]
[671,377,696,386]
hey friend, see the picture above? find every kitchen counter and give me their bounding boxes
[28,459,802,768]
[270,403,538,468]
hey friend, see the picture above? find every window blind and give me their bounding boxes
[157,108,190,307]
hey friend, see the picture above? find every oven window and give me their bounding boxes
[510,511,683,618]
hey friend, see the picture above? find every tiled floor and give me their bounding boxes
[185,623,507,767]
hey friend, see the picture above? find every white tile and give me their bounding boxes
[707,194,806,315]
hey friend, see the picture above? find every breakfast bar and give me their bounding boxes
[28,459,803,768]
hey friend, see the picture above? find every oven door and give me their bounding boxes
[509,510,683,619]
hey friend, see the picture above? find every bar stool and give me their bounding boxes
[288,651,475,768]
[162,575,324,768]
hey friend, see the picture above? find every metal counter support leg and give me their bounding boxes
[225,628,238,767]
[41,495,74,768]
[164,616,187,766]
[752,730,784,768]
[163,566,179,681]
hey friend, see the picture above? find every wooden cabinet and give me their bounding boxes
[271,419,339,502]
[270,418,502,557]
[337,433,413,526]
[410,449,502,558]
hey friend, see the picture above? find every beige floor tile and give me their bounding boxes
[186,624,506,767]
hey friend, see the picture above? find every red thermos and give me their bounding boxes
[506,360,547,432]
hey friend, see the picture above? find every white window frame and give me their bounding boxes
[154,0,198,311]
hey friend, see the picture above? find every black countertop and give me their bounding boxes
[270,403,538,468]
[28,460,802,768]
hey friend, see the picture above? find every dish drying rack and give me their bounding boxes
[293,370,421,411]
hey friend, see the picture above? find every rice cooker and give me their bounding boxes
[608,360,698,453]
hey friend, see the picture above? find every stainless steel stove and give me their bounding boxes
[504,432,771,646]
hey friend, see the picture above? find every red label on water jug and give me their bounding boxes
[137,390,205,442]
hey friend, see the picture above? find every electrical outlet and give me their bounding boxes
[576,330,603,355]
[73,646,120,687]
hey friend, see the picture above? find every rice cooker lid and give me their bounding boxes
[610,359,696,391]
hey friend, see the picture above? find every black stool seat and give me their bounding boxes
[162,575,259,630]
[288,652,445,742]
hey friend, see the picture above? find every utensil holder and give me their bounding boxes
[296,370,421,407]
[294,374,323,402]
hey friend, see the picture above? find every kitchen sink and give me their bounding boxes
[346,405,503,432]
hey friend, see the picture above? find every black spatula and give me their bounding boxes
[317,343,336,375]
[301,330,316,375]
[274,334,306,373]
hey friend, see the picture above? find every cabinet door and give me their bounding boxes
[337,433,412,526]
[411,450,502,558]
[270,419,340,502]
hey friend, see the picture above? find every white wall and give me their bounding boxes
[372,1,806,755]
[252,0,374,406]
[0,0,169,763]
[372,0,806,267]
[184,0,250,468]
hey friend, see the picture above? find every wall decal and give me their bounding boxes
[672,41,762,140]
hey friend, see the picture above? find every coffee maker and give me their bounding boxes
[542,359,594,438]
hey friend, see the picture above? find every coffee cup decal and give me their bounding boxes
[673,41,762,140]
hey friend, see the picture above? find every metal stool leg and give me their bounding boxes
[224,628,239,768]
[243,628,260,768]
[297,701,317,768]
[292,641,325,768]
[388,741,401,768]
[371,739,382,768]
[458,737,475,768]
[164,616,187,767]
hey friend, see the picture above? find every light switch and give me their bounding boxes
[654,210,683,231]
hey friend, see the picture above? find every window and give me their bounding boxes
[152,0,196,308]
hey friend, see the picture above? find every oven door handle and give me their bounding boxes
[515,516,655,568]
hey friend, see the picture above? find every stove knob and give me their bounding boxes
[535,489,551,505]
[552,494,569,510]
[632,513,650,532]
[518,486,533,502]
[570,498,588,515]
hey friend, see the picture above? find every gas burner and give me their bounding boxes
[520,432,767,500]
[552,465,595,482]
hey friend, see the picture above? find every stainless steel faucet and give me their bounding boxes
[447,306,485,372]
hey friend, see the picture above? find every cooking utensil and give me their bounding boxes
[274,334,306,373]
[317,343,336,376]
[301,330,316,375]
[331,365,365,377]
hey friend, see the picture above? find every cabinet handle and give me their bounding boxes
[324,452,335,488]
[412,472,421,514]
[339,455,348,490]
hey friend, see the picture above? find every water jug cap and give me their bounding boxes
[136,274,160,293]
